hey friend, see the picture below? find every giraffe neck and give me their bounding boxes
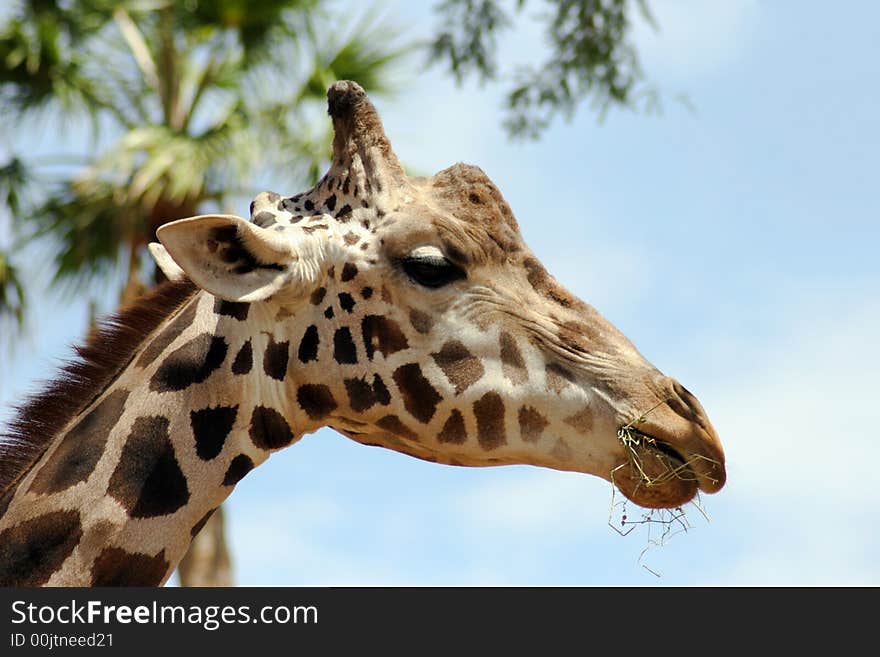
[0,286,309,586]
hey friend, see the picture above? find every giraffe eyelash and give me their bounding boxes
[398,253,466,288]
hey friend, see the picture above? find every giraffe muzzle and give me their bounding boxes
[611,378,726,509]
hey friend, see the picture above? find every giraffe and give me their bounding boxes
[0,81,726,586]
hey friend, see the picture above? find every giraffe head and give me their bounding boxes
[155,81,725,509]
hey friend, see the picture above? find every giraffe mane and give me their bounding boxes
[0,279,198,499]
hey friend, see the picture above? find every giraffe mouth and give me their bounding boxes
[611,427,703,509]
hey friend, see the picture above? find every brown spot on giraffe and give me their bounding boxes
[263,337,290,381]
[136,297,199,368]
[522,256,583,310]
[558,320,599,355]
[149,333,228,392]
[564,406,594,434]
[252,211,277,228]
[545,362,575,393]
[0,510,82,586]
[298,325,320,363]
[90,546,169,586]
[552,439,573,462]
[344,375,391,412]
[361,315,408,359]
[409,308,433,334]
[341,262,359,281]
[392,363,442,424]
[338,292,356,313]
[473,392,506,451]
[437,409,467,444]
[499,331,528,385]
[190,508,217,537]
[518,406,549,443]
[432,340,484,394]
[376,415,418,441]
[333,327,358,364]
[296,384,338,421]
[190,405,238,461]
[108,416,190,518]
[249,406,295,449]
[223,454,255,486]
[231,339,253,374]
[29,389,130,495]
[0,488,13,518]
[213,297,250,321]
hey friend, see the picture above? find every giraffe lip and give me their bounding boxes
[612,427,702,509]
[633,432,696,485]
[648,437,686,464]
[630,410,727,497]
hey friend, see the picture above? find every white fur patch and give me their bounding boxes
[409,245,446,259]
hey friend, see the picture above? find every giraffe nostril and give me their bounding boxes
[668,379,709,431]
[666,379,710,431]
[672,380,694,405]
[249,200,256,217]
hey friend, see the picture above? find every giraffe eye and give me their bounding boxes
[401,250,465,288]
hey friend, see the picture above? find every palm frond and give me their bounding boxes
[0,248,27,330]
[300,10,412,103]
[0,157,32,218]
[1,0,412,302]
[29,179,138,286]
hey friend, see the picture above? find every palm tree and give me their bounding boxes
[0,0,408,585]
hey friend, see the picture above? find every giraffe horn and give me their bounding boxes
[327,80,406,193]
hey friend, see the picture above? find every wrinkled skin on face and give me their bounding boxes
[157,81,725,509]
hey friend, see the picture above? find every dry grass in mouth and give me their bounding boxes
[607,486,710,577]
[608,401,716,577]
[613,400,722,489]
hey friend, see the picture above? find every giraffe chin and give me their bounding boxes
[610,445,700,510]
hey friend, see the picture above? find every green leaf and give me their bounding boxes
[0,157,31,217]
[0,248,27,331]
[430,0,659,139]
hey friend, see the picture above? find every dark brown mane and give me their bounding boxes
[0,279,198,498]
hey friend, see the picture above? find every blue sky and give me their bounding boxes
[2,0,879,585]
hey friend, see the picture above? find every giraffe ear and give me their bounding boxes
[147,242,186,281]
[156,214,297,302]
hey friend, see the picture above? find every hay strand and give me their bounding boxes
[607,486,709,578]
[612,400,722,493]
[607,401,721,577]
